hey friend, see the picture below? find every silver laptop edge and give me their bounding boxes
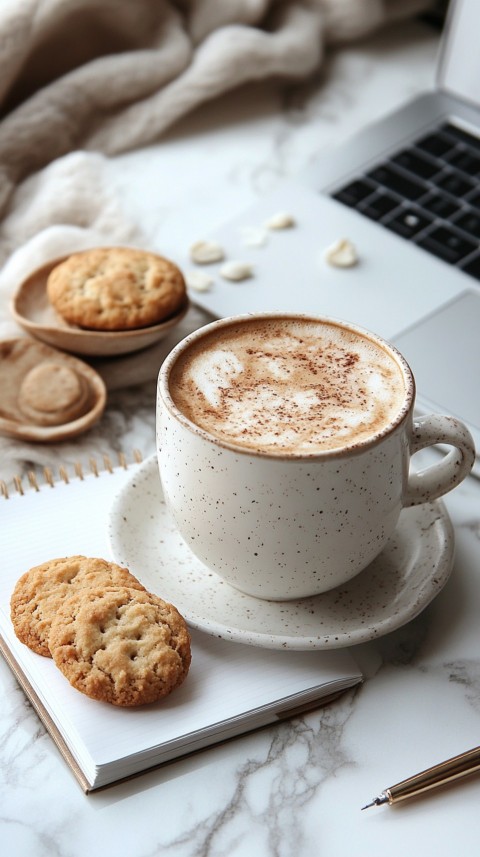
[301,0,480,194]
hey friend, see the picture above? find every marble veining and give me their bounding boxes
[160,692,359,857]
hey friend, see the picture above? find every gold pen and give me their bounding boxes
[362,745,480,809]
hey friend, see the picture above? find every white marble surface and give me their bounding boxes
[3,17,480,857]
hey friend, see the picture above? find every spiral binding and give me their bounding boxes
[0,449,143,500]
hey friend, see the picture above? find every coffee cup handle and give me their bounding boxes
[404,414,476,507]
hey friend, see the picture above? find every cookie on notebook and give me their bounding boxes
[46,247,186,331]
[10,555,146,657]
[48,586,191,707]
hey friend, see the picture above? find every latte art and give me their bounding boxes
[169,318,407,454]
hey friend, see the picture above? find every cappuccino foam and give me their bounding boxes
[169,318,407,454]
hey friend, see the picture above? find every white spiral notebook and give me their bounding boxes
[0,453,362,793]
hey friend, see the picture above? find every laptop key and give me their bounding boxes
[360,191,400,221]
[384,207,433,239]
[467,190,480,211]
[367,165,426,201]
[453,210,480,241]
[461,254,480,282]
[415,132,456,159]
[390,149,440,180]
[447,149,480,177]
[442,123,480,152]
[332,179,376,207]
[420,191,462,219]
[435,170,476,198]
[416,226,477,264]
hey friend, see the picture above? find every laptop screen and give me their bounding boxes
[439,0,480,109]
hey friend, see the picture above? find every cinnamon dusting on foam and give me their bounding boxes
[169,319,407,454]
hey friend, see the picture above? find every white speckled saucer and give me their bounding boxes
[107,455,455,650]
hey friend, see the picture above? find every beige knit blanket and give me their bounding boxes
[0,0,435,476]
[0,0,435,255]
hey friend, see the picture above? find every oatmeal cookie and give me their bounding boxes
[48,586,191,706]
[10,555,146,657]
[46,247,186,331]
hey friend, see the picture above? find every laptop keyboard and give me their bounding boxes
[331,122,480,281]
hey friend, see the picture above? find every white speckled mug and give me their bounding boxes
[156,313,475,600]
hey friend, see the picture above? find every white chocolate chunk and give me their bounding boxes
[185,270,214,292]
[189,240,225,264]
[239,226,268,247]
[219,261,254,282]
[264,211,296,230]
[324,238,358,268]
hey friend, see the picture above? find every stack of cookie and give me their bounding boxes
[10,556,191,707]
[46,246,187,331]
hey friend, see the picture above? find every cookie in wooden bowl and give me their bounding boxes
[46,247,187,332]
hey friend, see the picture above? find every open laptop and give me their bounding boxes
[183,0,480,470]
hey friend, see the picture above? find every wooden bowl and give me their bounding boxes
[0,338,107,442]
[11,256,190,358]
